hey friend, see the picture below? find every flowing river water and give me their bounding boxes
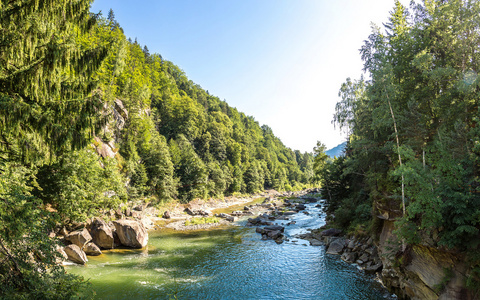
[67,201,395,299]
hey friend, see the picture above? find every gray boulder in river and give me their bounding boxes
[89,217,114,249]
[113,219,148,248]
[326,238,346,255]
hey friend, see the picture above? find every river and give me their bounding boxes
[67,201,395,299]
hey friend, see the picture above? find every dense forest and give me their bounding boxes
[317,0,480,293]
[0,1,315,297]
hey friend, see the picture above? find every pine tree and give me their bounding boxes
[0,0,108,162]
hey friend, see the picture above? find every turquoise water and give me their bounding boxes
[67,202,394,299]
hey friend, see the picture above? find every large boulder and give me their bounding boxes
[267,230,282,240]
[64,244,88,264]
[113,219,148,248]
[84,242,102,256]
[264,225,285,233]
[326,238,346,255]
[65,228,92,248]
[89,218,114,249]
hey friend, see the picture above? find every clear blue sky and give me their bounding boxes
[90,0,413,153]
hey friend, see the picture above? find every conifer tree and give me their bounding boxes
[0,0,108,162]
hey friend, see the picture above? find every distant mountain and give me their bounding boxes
[325,142,347,158]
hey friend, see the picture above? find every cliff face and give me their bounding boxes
[93,98,128,159]
[377,215,471,299]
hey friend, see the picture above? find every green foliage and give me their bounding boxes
[327,0,480,254]
[0,0,108,163]
[0,164,94,299]
[0,2,316,296]
[36,148,126,223]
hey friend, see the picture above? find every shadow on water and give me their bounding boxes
[67,203,395,300]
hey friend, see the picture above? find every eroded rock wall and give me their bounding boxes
[377,218,470,300]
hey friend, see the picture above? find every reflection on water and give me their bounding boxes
[67,202,394,300]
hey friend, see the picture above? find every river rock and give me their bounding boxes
[56,245,68,263]
[358,253,369,262]
[267,230,283,240]
[341,251,357,263]
[65,228,92,248]
[310,239,323,246]
[326,238,346,255]
[365,262,383,274]
[247,216,270,226]
[89,217,114,249]
[162,211,171,219]
[225,216,236,222]
[320,228,342,237]
[347,239,356,249]
[84,242,102,256]
[64,244,88,265]
[184,207,195,216]
[264,225,285,233]
[185,208,210,216]
[113,219,148,248]
[295,204,306,210]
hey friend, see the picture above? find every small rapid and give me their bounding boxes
[67,200,395,299]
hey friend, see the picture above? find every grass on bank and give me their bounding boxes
[185,217,220,226]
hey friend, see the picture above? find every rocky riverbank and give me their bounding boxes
[57,218,148,265]
[57,188,320,264]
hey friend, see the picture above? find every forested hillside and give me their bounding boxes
[316,0,480,295]
[0,1,314,297]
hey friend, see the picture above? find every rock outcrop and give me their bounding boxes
[378,219,469,300]
[113,219,148,248]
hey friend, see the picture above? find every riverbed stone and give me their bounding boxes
[64,244,88,265]
[113,219,148,248]
[162,211,171,219]
[84,242,102,256]
[321,228,342,237]
[65,228,92,248]
[359,253,369,262]
[267,230,283,240]
[264,225,285,233]
[89,217,114,249]
[310,239,323,246]
[225,216,236,222]
[326,238,346,255]
[365,262,383,274]
[295,204,306,210]
[342,251,358,263]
